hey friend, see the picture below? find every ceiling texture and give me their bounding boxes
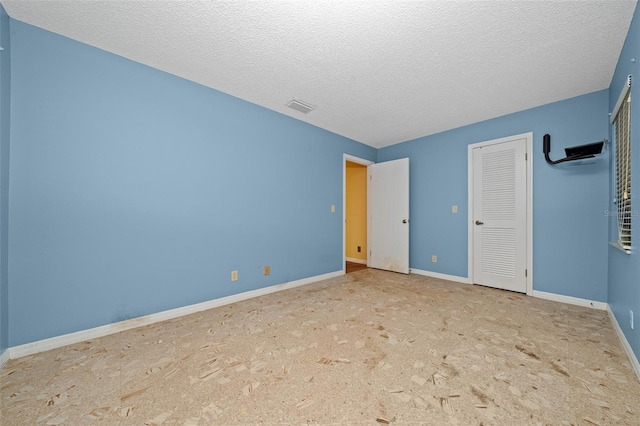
[1,0,637,148]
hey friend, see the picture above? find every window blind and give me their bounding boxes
[612,76,631,251]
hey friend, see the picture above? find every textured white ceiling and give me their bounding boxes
[1,0,637,148]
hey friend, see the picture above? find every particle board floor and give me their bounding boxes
[2,269,640,425]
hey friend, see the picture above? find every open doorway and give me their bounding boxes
[346,161,367,272]
[344,155,373,273]
[343,154,410,274]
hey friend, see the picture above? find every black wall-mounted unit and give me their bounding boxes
[543,134,605,165]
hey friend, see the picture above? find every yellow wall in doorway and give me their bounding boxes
[346,161,367,261]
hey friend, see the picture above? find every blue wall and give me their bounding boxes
[379,90,610,302]
[3,10,636,357]
[0,4,10,354]
[7,20,375,346]
[608,3,640,365]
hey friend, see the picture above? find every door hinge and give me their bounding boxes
[525,153,528,161]
[525,269,528,277]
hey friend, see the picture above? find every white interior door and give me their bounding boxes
[473,138,527,292]
[368,158,409,274]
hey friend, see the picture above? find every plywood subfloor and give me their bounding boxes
[2,269,639,425]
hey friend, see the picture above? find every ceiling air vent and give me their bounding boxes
[286,98,316,114]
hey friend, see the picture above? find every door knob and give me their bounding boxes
[475,220,484,225]
[402,219,409,224]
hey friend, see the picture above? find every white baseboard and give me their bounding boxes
[0,348,9,370]
[8,270,344,360]
[607,304,640,384]
[531,290,607,310]
[410,268,471,285]
[345,257,367,265]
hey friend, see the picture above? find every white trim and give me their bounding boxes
[607,304,640,384]
[343,154,374,271]
[344,154,374,166]
[410,268,471,284]
[526,134,533,296]
[0,348,9,370]
[468,132,533,295]
[610,75,632,124]
[532,290,607,310]
[8,270,343,360]
[345,257,367,264]
[468,145,473,287]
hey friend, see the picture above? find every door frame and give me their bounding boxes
[343,154,374,272]
[467,132,533,295]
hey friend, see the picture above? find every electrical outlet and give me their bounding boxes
[263,265,270,276]
[452,205,458,214]
[432,255,437,263]
[357,246,361,253]
[331,205,336,213]
[631,310,634,330]
[231,270,238,282]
